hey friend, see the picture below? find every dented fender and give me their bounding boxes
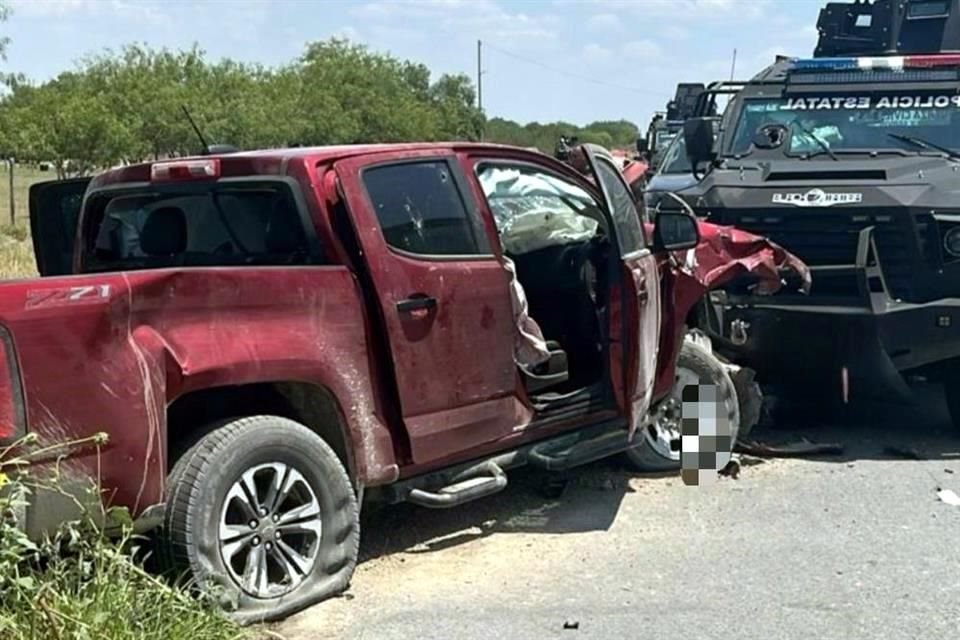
[650,220,811,397]
[0,267,400,526]
[667,220,811,321]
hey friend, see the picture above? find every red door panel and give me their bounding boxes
[621,253,661,434]
[333,151,518,465]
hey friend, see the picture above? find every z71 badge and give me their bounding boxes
[772,188,863,207]
[26,285,112,309]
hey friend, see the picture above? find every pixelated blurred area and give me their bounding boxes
[680,383,734,486]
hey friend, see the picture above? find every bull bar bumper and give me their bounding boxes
[710,226,960,404]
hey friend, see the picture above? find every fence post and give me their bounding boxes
[7,158,13,227]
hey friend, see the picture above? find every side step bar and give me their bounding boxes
[407,461,507,509]
[528,428,636,472]
[380,419,633,509]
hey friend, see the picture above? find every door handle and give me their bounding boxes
[397,296,437,313]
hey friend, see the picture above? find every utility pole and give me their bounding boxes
[477,39,484,141]
[729,48,738,81]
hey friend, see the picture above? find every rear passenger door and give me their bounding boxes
[334,151,519,465]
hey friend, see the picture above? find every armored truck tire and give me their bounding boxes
[625,339,740,472]
[944,367,960,432]
[159,416,360,625]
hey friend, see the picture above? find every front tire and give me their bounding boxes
[161,416,359,625]
[625,338,740,472]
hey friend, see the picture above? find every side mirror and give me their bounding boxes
[682,117,716,166]
[653,210,700,252]
[636,138,649,155]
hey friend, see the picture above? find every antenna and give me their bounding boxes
[181,104,210,155]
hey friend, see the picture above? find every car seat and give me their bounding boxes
[140,206,188,257]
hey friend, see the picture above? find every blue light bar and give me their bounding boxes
[789,57,862,71]
[789,54,960,72]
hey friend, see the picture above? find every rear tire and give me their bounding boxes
[625,339,740,472]
[159,415,359,625]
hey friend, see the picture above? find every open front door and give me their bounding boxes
[29,178,91,276]
[580,145,661,437]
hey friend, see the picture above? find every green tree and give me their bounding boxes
[429,74,483,140]
[297,39,440,144]
[11,74,131,177]
[82,44,211,160]
[0,35,635,170]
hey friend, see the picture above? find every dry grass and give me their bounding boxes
[0,164,47,279]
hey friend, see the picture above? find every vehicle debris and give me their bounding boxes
[735,439,845,458]
[739,454,767,467]
[936,488,960,506]
[883,446,924,460]
[719,458,741,479]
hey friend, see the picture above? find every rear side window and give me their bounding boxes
[82,184,316,272]
[362,161,491,256]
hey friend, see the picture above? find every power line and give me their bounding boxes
[483,42,670,96]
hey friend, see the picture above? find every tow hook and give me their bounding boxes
[731,319,750,346]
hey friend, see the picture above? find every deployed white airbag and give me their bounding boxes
[479,167,598,255]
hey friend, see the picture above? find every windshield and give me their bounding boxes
[654,129,677,151]
[658,135,690,174]
[658,120,719,175]
[730,92,960,155]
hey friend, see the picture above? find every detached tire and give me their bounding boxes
[625,339,740,472]
[161,416,359,625]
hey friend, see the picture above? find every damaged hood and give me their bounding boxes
[681,220,811,295]
[646,219,811,317]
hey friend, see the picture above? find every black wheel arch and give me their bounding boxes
[166,381,357,484]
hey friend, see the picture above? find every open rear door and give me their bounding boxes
[579,144,661,437]
[28,178,91,276]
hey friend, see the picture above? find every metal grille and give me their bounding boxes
[716,209,935,300]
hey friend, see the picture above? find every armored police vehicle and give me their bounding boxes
[671,0,960,424]
[638,84,710,171]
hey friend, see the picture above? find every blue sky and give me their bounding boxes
[4,0,824,126]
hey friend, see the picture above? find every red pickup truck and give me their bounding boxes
[12,142,798,623]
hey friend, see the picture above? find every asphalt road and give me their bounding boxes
[277,387,960,640]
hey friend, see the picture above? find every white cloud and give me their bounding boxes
[333,26,361,41]
[582,42,614,62]
[214,0,271,43]
[11,0,170,26]
[351,0,559,44]
[590,0,773,20]
[10,0,91,17]
[663,25,690,41]
[586,12,621,32]
[621,39,662,59]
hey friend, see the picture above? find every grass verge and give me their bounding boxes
[0,435,247,640]
[0,164,46,279]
